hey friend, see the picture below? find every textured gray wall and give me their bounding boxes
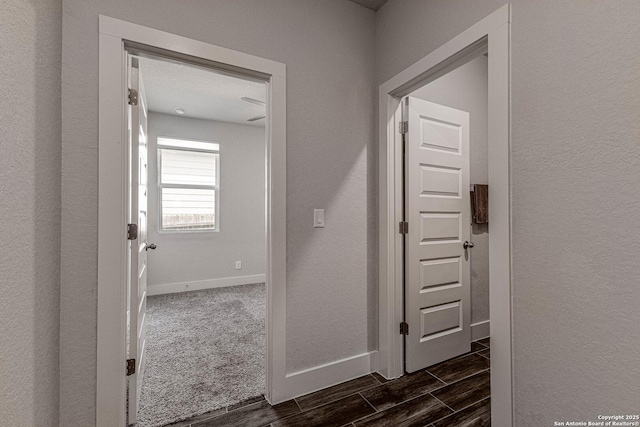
[0,0,61,425]
[61,1,376,424]
[378,1,640,424]
[411,56,490,325]
[147,113,266,287]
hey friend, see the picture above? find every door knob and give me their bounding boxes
[463,241,474,249]
[145,243,157,251]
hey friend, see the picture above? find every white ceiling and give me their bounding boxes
[138,56,266,127]
[348,0,388,11]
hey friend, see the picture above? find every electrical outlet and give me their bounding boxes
[235,260,242,270]
[314,209,325,228]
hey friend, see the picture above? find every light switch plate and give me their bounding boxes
[314,209,325,228]
[235,260,242,270]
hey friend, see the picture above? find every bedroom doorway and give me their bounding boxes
[97,16,287,427]
[125,50,269,427]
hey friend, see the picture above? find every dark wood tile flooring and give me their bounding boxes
[478,348,490,360]
[166,338,491,427]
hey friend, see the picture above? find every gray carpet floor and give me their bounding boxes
[137,283,265,427]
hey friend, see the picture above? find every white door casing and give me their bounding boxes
[377,5,511,424]
[404,97,471,372]
[127,57,149,424]
[98,17,287,426]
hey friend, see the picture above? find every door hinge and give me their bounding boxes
[399,121,408,134]
[400,322,409,335]
[127,223,138,240]
[126,359,136,376]
[128,88,138,106]
[399,221,408,234]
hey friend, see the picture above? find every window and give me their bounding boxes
[158,137,220,231]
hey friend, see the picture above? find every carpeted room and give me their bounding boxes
[138,284,265,426]
[130,53,268,427]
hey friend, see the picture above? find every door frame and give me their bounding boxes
[97,16,287,426]
[377,4,512,425]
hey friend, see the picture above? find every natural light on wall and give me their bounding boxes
[157,137,220,231]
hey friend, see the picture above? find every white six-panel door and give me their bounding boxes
[405,97,471,372]
[128,57,149,424]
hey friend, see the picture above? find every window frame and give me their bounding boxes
[157,136,221,233]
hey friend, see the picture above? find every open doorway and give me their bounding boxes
[125,51,268,426]
[403,54,489,371]
[398,54,491,420]
[377,4,511,425]
[97,17,287,427]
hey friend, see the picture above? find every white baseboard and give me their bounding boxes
[278,320,487,402]
[147,274,266,296]
[284,351,377,400]
[369,349,379,373]
[471,320,490,341]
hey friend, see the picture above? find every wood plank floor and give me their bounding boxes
[163,338,491,427]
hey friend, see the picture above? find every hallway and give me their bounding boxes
[167,339,491,427]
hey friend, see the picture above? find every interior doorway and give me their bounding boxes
[97,16,288,427]
[402,54,489,372]
[125,50,269,427]
[377,4,512,425]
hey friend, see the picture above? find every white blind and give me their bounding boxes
[158,137,219,151]
[160,149,217,186]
